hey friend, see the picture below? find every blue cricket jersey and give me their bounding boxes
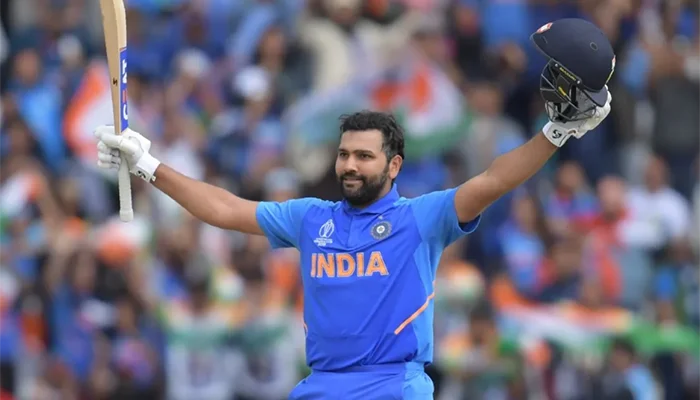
[256,185,480,372]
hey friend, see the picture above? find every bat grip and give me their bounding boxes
[118,155,134,222]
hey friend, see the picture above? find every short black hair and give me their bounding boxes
[338,110,405,161]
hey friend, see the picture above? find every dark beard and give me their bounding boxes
[338,166,390,207]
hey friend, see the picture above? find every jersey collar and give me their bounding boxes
[342,184,400,216]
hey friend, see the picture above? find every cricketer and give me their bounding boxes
[94,18,615,400]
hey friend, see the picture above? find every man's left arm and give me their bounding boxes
[454,91,612,223]
[454,134,556,222]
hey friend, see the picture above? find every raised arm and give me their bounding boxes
[151,164,262,234]
[454,92,612,223]
[94,125,263,234]
[454,134,556,223]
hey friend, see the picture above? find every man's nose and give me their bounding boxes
[343,157,359,173]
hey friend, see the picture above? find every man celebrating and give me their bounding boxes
[94,18,614,400]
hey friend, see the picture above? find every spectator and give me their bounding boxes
[298,0,420,91]
[536,236,584,303]
[607,338,659,400]
[8,49,65,172]
[158,266,241,400]
[583,176,654,307]
[544,161,599,237]
[496,192,550,299]
[109,295,160,399]
[627,155,692,252]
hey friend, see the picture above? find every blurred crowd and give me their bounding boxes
[1,0,699,399]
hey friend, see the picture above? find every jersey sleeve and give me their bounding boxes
[409,187,481,247]
[256,198,320,249]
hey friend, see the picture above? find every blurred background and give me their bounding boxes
[0,0,699,399]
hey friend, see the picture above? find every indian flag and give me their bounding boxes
[63,60,114,174]
[369,60,471,160]
[435,260,485,309]
[285,83,368,183]
[0,170,44,232]
[285,59,469,182]
[63,59,149,178]
[210,266,245,304]
[491,276,631,355]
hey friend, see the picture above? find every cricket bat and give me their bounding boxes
[99,0,133,222]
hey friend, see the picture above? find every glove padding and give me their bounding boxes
[94,125,161,182]
[542,89,612,147]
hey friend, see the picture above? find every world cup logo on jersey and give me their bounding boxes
[314,219,334,247]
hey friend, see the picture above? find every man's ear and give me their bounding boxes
[389,155,402,179]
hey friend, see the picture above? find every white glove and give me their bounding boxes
[94,125,161,182]
[542,89,612,147]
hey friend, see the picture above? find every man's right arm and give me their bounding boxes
[95,125,262,234]
[94,125,319,244]
[153,164,320,248]
[151,164,263,234]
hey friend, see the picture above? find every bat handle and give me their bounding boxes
[118,155,134,222]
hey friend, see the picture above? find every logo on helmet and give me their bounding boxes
[606,56,616,83]
[537,22,553,34]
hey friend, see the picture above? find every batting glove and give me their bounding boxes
[94,125,161,182]
[542,89,612,147]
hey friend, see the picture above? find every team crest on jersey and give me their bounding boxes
[314,219,335,247]
[371,221,392,240]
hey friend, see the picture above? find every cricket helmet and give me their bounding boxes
[531,18,616,122]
